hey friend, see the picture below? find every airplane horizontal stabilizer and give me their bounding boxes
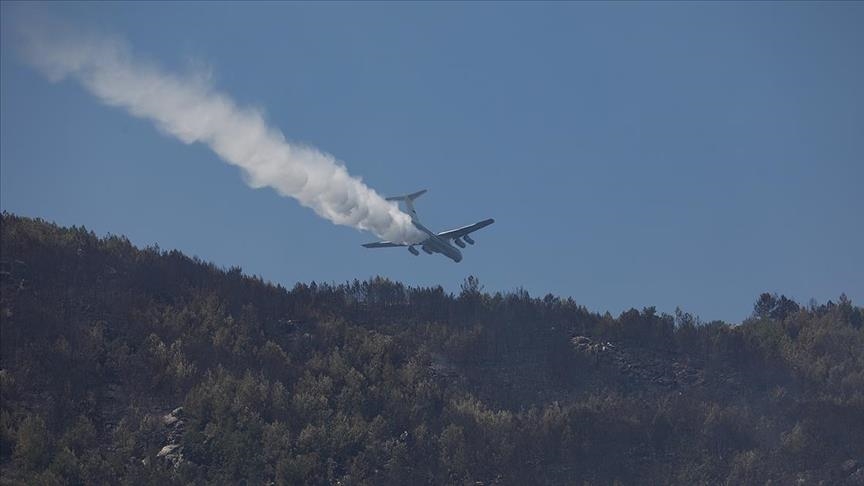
[385,189,427,202]
[385,189,427,223]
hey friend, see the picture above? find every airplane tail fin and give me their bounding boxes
[386,189,427,222]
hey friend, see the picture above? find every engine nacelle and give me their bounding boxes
[453,238,466,248]
[408,246,420,256]
[422,246,434,255]
[463,235,475,245]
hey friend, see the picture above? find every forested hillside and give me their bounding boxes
[1,213,862,485]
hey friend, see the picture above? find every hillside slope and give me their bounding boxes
[1,213,862,485]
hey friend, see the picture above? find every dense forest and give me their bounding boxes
[1,212,862,485]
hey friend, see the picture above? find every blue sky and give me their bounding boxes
[2,2,862,323]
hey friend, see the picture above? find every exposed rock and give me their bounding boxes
[571,335,616,355]
[569,335,716,392]
[155,406,187,468]
[163,406,184,427]
[842,459,864,485]
[157,444,181,457]
[157,443,184,469]
[848,466,864,485]
[571,336,592,347]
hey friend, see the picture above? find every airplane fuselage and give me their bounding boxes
[420,234,463,262]
[413,222,463,262]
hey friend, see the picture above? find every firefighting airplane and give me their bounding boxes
[362,190,494,263]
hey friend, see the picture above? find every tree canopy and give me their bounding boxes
[1,213,862,484]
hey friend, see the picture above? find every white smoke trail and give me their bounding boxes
[15,20,426,244]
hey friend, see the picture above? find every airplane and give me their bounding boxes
[362,189,494,263]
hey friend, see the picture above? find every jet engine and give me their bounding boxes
[453,238,466,248]
[408,246,420,256]
[422,246,434,255]
[463,235,475,245]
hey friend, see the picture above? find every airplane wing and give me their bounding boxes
[362,241,407,248]
[437,218,495,240]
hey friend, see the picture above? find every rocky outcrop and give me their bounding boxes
[841,459,864,485]
[571,335,706,390]
[156,407,186,468]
